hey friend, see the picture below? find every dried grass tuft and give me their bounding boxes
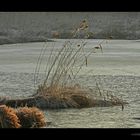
[16,107,46,128]
[0,105,46,128]
[0,105,21,128]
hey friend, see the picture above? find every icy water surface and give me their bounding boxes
[0,39,140,128]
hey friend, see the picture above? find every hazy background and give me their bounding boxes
[0,12,140,44]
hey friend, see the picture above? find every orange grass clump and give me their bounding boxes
[0,105,21,128]
[16,107,46,128]
[0,105,46,128]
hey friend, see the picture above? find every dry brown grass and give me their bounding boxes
[35,84,127,109]
[0,105,46,128]
[16,107,46,128]
[0,105,21,128]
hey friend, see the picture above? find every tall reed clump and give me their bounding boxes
[33,19,127,109]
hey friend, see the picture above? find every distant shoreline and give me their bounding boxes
[0,38,56,45]
[1,12,140,42]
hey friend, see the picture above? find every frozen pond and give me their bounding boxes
[0,39,140,128]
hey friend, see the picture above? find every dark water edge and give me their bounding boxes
[0,37,55,45]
